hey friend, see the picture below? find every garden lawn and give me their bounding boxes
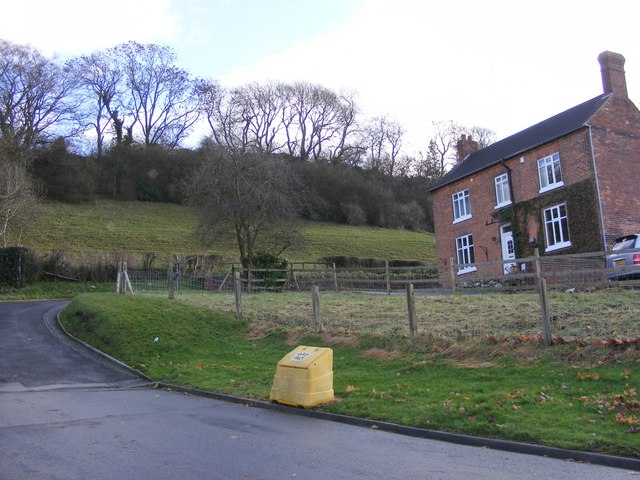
[60,294,640,459]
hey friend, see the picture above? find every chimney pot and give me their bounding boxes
[598,51,628,98]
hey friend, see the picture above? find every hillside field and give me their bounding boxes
[19,200,436,263]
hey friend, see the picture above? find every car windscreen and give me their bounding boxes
[612,236,638,251]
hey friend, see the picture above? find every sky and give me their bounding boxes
[3,0,640,154]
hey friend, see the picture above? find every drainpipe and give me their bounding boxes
[588,125,608,251]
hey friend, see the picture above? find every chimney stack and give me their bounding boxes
[598,51,628,98]
[456,134,478,163]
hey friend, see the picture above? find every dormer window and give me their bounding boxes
[452,189,471,223]
[494,173,511,208]
[538,153,564,193]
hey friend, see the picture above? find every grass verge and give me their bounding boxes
[0,282,113,300]
[59,294,640,458]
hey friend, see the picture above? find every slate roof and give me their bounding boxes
[430,93,612,191]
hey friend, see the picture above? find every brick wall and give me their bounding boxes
[590,97,640,246]
[432,129,600,273]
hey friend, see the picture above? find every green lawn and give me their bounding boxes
[17,200,435,263]
[59,294,640,459]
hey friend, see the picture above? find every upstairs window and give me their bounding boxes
[494,173,511,208]
[456,234,477,274]
[543,203,571,252]
[452,189,471,223]
[538,153,563,193]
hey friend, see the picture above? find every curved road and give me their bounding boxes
[0,301,635,479]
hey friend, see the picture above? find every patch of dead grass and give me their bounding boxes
[363,348,400,360]
[245,321,285,340]
[446,359,497,369]
[319,332,359,348]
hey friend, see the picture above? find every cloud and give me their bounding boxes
[3,0,179,57]
[217,0,640,152]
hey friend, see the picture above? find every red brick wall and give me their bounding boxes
[432,129,598,272]
[590,97,640,246]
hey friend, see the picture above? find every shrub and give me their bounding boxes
[0,247,40,287]
[251,251,289,290]
[341,202,367,226]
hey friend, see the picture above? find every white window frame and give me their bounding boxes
[452,189,472,224]
[494,173,511,208]
[538,153,564,193]
[455,234,477,275]
[543,203,571,252]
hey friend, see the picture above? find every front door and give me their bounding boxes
[500,224,516,274]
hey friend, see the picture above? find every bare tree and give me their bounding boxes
[281,82,358,162]
[326,90,360,165]
[199,81,287,154]
[201,81,360,163]
[236,82,286,154]
[116,41,201,149]
[187,147,305,268]
[0,147,39,246]
[466,125,497,149]
[66,50,124,157]
[360,115,405,175]
[425,120,462,175]
[0,40,76,152]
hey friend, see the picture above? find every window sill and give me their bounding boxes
[494,201,512,210]
[457,266,477,276]
[539,181,564,194]
[545,241,572,253]
[453,215,472,225]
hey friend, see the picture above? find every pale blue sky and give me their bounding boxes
[3,0,640,153]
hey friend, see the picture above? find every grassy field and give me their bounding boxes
[16,200,435,262]
[59,294,640,458]
[165,289,640,340]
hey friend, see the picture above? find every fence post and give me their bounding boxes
[535,249,553,346]
[116,261,122,293]
[406,283,417,339]
[167,262,175,299]
[449,257,457,294]
[234,271,243,320]
[385,260,391,295]
[117,261,132,294]
[539,278,553,346]
[333,263,338,292]
[311,285,322,333]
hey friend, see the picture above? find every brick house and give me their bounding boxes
[429,51,640,276]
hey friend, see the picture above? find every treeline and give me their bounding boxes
[30,140,434,230]
[1,38,495,243]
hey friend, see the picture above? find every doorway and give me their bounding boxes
[500,224,516,274]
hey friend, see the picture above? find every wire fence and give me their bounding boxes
[124,248,640,342]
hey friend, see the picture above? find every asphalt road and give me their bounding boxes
[0,301,636,479]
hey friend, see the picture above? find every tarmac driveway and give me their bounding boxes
[0,301,141,392]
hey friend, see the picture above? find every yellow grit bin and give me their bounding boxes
[270,346,334,408]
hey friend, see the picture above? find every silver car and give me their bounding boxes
[606,234,640,280]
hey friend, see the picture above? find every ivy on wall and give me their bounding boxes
[491,178,603,257]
